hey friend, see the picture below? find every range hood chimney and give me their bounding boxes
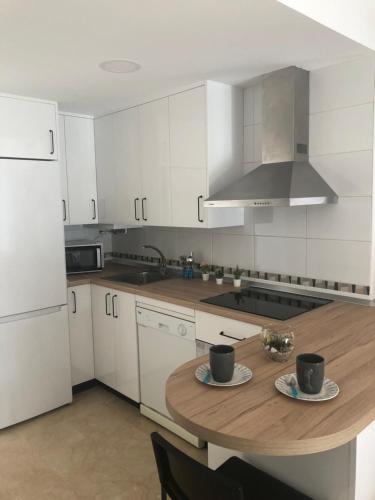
[204,66,338,208]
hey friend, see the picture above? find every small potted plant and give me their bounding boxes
[215,267,224,285]
[200,262,210,281]
[233,266,243,287]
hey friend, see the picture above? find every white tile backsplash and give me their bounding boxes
[212,233,254,269]
[309,103,374,156]
[254,206,307,238]
[64,225,112,254]
[310,150,373,197]
[307,239,372,285]
[255,236,306,276]
[175,229,212,264]
[310,57,375,114]
[307,197,372,241]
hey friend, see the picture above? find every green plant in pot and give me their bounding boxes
[215,267,224,285]
[200,262,210,281]
[233,266,244,287]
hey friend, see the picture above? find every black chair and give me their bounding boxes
[151,432,312,500]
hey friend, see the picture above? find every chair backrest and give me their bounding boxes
[151,432,244,500]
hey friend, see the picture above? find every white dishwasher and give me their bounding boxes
[136,303,203,447]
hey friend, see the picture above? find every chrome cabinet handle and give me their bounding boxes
[112,294,118,318]
[134,198,140,221]
[49,130,55,155]
[62,199,67,221]
[91,199,96,220]
[141,197,147,221]
[105,292,111,316]
[197,195,204,223]
[219,331,246,341]
[72,290,77,314]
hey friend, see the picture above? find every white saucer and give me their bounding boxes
[275,373,339,401]
[195,363,252,387]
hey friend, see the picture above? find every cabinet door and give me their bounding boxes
[94,114,115,224]
[58,115,70,224]
[139,98,171,226]
[114,108,142,225]
[68,285,94,386]
[169,86,206,169]
[170,168,207,228]
[0,96,57,160]
[112,290,140,402]
[91,285,116,390]
[65,116,98,224]
[95,109,142,225]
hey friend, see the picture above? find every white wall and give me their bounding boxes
[64,225,112,256]
[112,56,375,294]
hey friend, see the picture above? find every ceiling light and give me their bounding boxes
[99,59,141,73]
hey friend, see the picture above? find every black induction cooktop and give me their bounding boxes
[201,286,332,320]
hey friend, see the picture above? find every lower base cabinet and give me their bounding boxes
[91,285,140,402]
[68,284,95,386]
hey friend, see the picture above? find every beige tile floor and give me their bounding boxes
[0,386,207,499]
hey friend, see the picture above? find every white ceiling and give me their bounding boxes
[0,0,370,116]
[278,0,375,50]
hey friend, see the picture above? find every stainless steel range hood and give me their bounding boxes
[204,67,338,208]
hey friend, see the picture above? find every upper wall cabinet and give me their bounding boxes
[139,98,171,226]
[58,115,70,224]
[59,114,98,225]
[95,108,142,225]
[169,83,244,228]
[94,81,244,228]
[0,95,58,160]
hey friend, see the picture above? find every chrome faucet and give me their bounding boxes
[142,245,167,275]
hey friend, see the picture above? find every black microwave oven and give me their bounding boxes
[65,240,103,274]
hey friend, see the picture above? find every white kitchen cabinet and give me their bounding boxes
[0,95,58,160]
[139,98,171,226]
[68,285,94,386]
[92,285,116,390]
[95,108,142,225]
[63,114,98,225]
[92,285,140,402]
[195,310,261,346]
[169,86,206,169]
[94,81,244,229]
[58,115,70,224]
[169,82,244,228]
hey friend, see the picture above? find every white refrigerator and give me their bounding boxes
[0,159,72,429]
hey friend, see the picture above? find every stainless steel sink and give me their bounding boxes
[104,270,169,286]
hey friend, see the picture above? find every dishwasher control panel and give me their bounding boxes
[136,306,196,342]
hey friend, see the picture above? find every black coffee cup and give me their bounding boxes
[209,345,235,383]
[296,353,325,394]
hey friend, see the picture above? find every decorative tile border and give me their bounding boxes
[108,252,370,296]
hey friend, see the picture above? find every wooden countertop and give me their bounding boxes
[67,262,288,326]
[166,300,375,456]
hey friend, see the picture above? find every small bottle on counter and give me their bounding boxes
[186,252,194,279]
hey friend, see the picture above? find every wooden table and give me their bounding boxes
[166,300,375,456]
